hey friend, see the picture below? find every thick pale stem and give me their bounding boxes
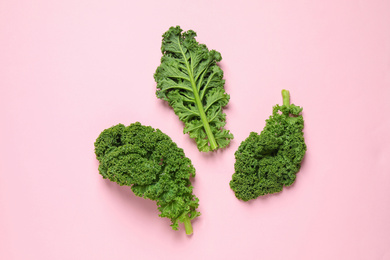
[183,216,193,235]
[282,89,290,107]
[189,77,218,150]
[178,42,218,151]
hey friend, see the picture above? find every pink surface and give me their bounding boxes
[1,1,390,259]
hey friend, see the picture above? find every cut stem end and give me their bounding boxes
[282,89,290,107]
[183,216,193,235]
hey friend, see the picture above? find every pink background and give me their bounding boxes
[1,0,390,259]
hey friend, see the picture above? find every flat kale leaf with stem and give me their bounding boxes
[154,26,233,152]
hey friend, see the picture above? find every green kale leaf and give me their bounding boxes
[154,26,233,152]
[94,122,200,235]
[230,90,307,201]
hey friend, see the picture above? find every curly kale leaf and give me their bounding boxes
[230,90,307,201]
[94,122,200,235]
[154,26,233,152]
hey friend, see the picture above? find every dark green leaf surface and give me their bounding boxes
[154,26,233,152]
[230,90,307,201]
[94,122,200,234]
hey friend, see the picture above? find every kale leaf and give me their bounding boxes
[230,90,307,201]
[94,122,200,234]
[154,26,233,152]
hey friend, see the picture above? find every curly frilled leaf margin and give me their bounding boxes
[154,26,233,152]
[94,122,200,235]
[229,90,307,201]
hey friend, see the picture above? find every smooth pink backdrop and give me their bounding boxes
[1,1,390,259]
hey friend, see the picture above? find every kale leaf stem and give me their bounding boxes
[282,89,290,107]
[178,40,218,150]
[183,216,193,235]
